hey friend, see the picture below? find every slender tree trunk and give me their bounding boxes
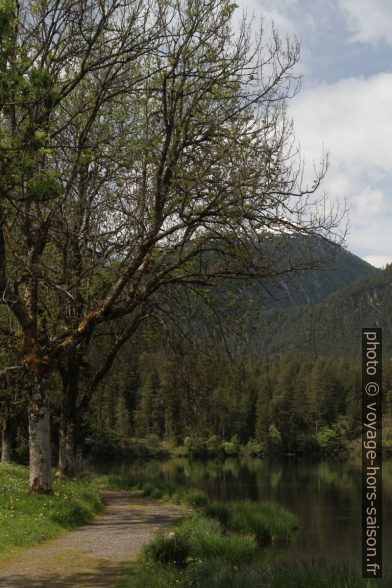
[29,375,52,494]
[57,413,77,478]
[1,419,12,463]
[56,353,80,478]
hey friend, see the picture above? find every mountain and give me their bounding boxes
[251,263,392,359]
[188,236,379,358]
[247,237,378,309]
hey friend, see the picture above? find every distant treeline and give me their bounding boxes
[4,345,392,463]
[84,350,392,460]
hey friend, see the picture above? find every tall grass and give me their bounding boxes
[145,515,257,567]
[117,559,391,588]
[0,463,102,561]
[226,500,298,542]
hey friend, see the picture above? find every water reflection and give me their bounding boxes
[108,457,392,574]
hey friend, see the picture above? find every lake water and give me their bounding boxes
[104,457,392,575]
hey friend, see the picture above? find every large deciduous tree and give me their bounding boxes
[0,0,343,492]
[0,0,159,492]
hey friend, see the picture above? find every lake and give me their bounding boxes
[101,457,392,575]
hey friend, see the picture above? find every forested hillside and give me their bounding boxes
[252,263,392,358]
[80,249,391,460]
[246,237,377,310]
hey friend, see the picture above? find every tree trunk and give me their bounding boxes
[57,417,76,478]
[56,353,80,478]
[29,375,52,494]
[1,420,12,463]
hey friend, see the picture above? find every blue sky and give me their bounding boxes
[240,0,392,267]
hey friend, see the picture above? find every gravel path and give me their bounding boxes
[0,490,189,587]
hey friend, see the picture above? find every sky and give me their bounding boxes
[239,0,392,268]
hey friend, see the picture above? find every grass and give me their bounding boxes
[106,472,210,508]
[1,465,379,588]
[224,500,298,542]
[112,472,389,588]
[145,515,257,567]
[0,463,103,562]
[117,558,392,588]
[3,465,376,588]
[113,472,301,587]
[179,515,256,563]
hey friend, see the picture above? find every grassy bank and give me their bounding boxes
[0,463,103,562]
[110,473,388,588]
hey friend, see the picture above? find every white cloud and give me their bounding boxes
[353,189,384,219]
[339,0,392,46]
[291,73,392,172]
[289,73,392,262]
[235,2,392,263]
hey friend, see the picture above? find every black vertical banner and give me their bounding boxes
[362,328,382,578]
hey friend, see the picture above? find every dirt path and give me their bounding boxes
[0,490,189,587]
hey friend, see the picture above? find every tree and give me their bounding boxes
[1,0,344,492]
[0,0,159,492]
[0,314,28,463]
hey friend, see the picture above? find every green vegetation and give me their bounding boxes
[252,263,392,358]
[96,351,377,460]
[223,501,297,543]
[117,559,391,588]
[0,463,102,561]
[3,256,390,475]
[111,469,389,588]
[118,536,389,588]
[317,426,348,460]
[1,0,348,495]
[116,491,298,587]
[146,516,257,566]
[107,472,211,509]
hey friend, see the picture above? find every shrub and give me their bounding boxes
[141,480,159,497]
[183,436,208,459]
[243,439,265,458]
[205,435,222,458]
[85,426,122,458]
[267,424,283,455]
[317,426,348,460]
[221,435,240,457]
